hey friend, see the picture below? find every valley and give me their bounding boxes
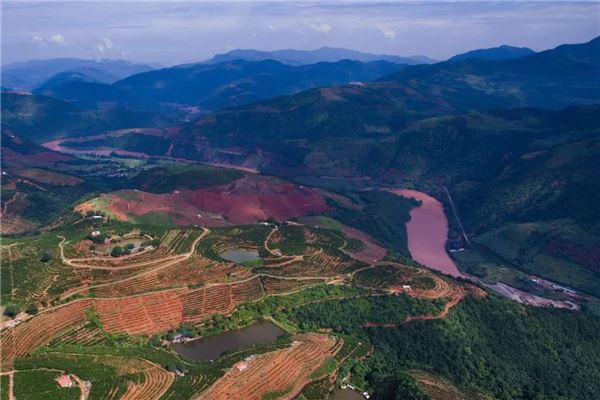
[1,9,600,399]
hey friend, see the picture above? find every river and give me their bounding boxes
[387,189,462,277]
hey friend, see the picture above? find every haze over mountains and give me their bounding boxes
[2,22,600,400]
[1,58,156,90]
[34,59,406,112]
[203,47,437,65]
[18,36,596,300]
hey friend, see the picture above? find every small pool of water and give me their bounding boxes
[220,249,260,263]
[330,389,365,400]
[172,320,285,361]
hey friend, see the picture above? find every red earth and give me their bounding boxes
[89,175,331,226]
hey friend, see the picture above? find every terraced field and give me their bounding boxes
[0,220,476,399]
[200,333,339,400]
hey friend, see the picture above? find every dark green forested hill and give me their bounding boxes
[286,295,600,400]
[175,36,599,152]
[1,93,174,142]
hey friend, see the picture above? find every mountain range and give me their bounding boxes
[448,45,535,62]
[203,47,436,65]
[1,58,156,90]
[32,59,407,111]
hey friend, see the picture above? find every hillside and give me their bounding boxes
[35,59,406,112]
[1,58,155,90]
[204,47,436,65]
[448,45,535,62]
[171,36,599,156]
[1,93,174,142]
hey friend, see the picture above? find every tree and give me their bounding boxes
[111,246,123,257]
[25,305,39,315]
[39,251,53,263]
[3,304,20,319]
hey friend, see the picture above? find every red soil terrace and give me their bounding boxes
[87,175,331,226]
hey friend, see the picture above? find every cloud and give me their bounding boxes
[94,37,122,58]
[31,33,66,46]
[102,37,113,50]
[49,34,65,44]
[381,27,396,39]
[31,35,46,46]
[308,23,332,34]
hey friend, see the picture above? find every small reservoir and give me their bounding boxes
[172,320,285,361]
[220,249,261,264]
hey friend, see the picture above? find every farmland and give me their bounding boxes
[0,214,474,399]
[200,333,338,400]
[2,193,598,400]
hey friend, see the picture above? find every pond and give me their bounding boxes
[172,320,286,361]
[220,248,260,264]
[330,389,365,400]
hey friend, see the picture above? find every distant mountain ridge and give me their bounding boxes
[1,58,156,90]
[204,47,437,66]
[448,45,535,62]
[33,58,407,111]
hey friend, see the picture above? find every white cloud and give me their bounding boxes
[102,37,113,50]
[31,33,66,46]
[96,44,105,54]
[31,35,46,46]
[308,23,332,34]
[381,27,396,39]
[267,24,276,32]
[49,33,66,44]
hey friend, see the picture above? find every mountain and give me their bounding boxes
[1,58,156,90]
[34,71,127,109]
[1,92,174,142]
[34,59,407,111]
[169,36,599,152]
[204,47,437,66]
[448,45,535,62]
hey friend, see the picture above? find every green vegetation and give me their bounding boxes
[467,220,600,297]
[293,296,600,400]
[0,375,8,400]
[297,377,333,400]
[13,370,80,400]
[372,372,430,400]
[198,285,370,336]
[261,385,293,400]
[329,191,417,256]
[287,294,444,334]
[129,164,243,193]
[310,357,337,379]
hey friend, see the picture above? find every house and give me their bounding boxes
[402,285,411,291]
[90,230,101,237]
[234,361,248,371]
[56,374,73,388]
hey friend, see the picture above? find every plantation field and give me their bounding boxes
[1,213,492,400]
[13,370,80,400]
[200,333,339,400]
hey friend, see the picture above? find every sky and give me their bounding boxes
[2,1,599,66]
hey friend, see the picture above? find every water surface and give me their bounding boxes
[220,249,260,263]
[388,189,462,277]
[330,389,365,400]
[172,320,285,361]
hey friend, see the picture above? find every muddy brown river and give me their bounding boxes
[388,189,462,277]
